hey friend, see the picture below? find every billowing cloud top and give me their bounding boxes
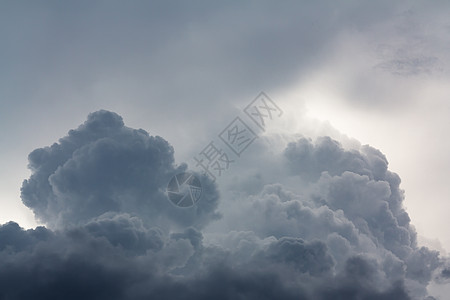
[0,110,445,299]
[21,110,220,230]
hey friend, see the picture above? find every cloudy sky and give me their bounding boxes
[1,1,450,299]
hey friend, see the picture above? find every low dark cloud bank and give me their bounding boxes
[0,111,446,299]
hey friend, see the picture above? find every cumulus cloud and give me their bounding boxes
[21,110,220,230]
[0,110,445,299]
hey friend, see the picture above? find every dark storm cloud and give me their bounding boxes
[284,136,388,181]
[84,212,164,255]
[261,237,335,276]
[441,268,450,279]
[217,135,445,298]
[0,219,196,300]
[0,111,445,299]
[284,137,411,233]
[1,0,450,297]
[21,110,220,230]
[0,221,414,300]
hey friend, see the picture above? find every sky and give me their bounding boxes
[1,1,450,299]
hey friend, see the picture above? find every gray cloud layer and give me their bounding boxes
[0,111,446,299]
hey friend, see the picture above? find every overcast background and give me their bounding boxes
[0,1,450,298]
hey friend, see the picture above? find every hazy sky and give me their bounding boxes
[1,1,449,299]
